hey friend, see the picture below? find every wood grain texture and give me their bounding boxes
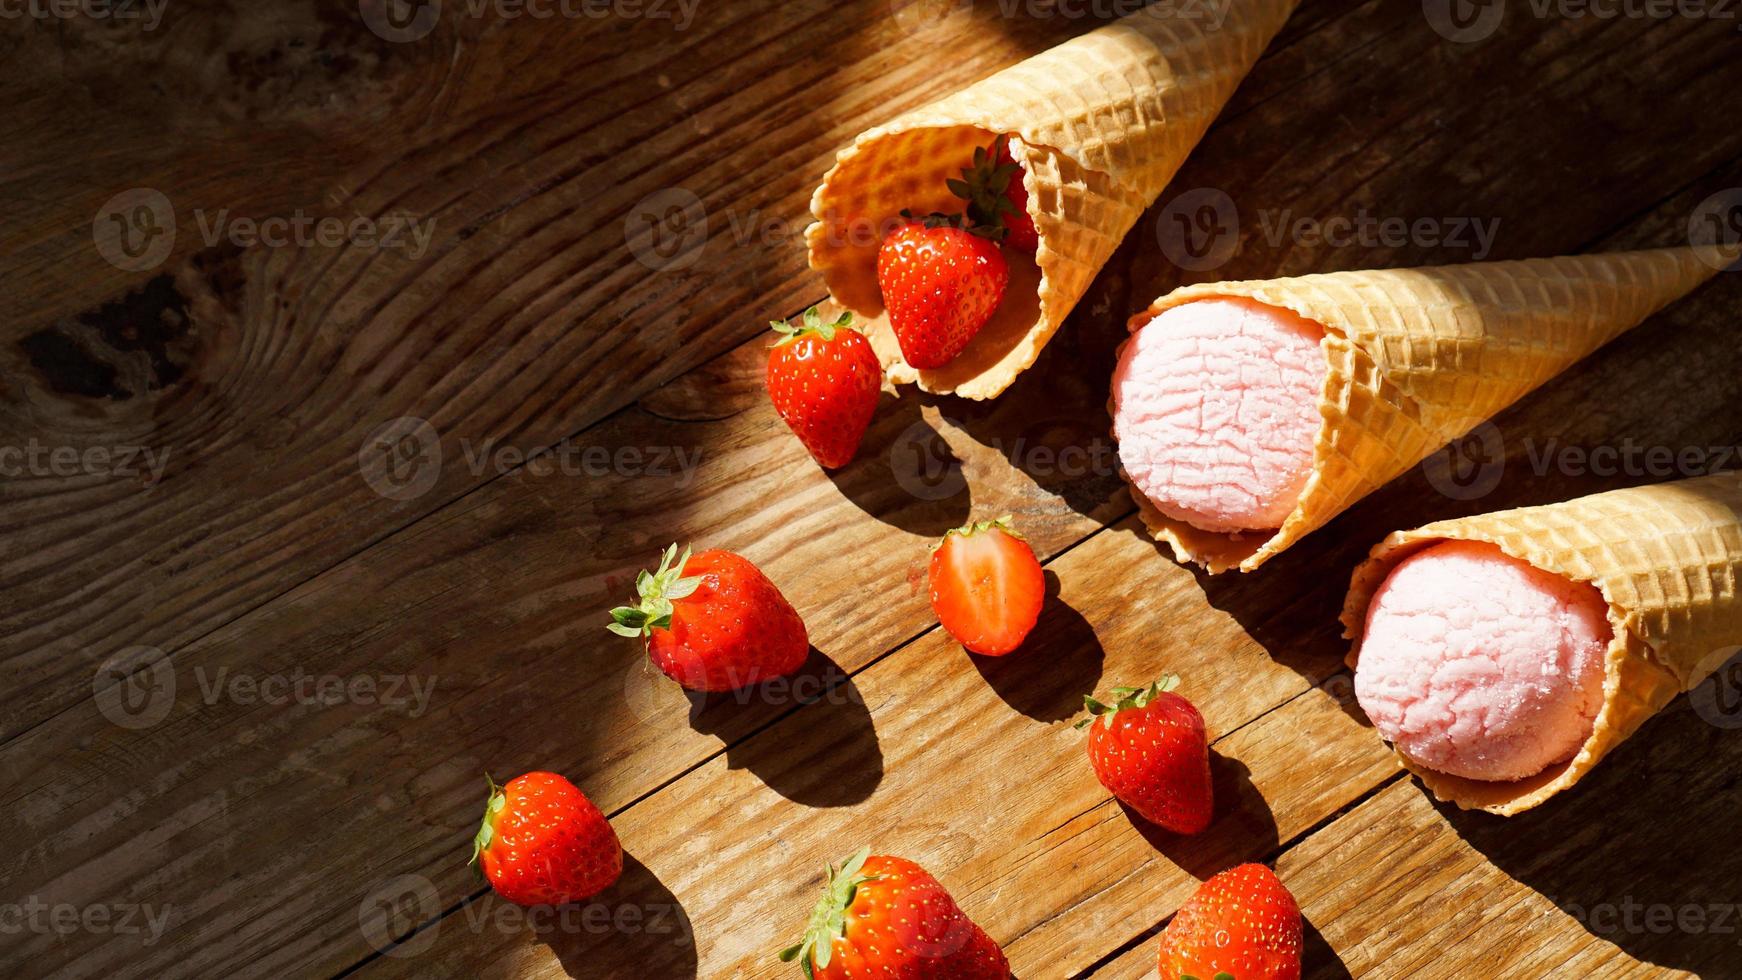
[3,1,1742,979]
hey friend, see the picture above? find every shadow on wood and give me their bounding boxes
[1442,701,1742,977]
[536,852,698,979]
[1301,912,1355,980]
[1124,749,1280,882]
[697,648,884,808]
[970,570,1106,722]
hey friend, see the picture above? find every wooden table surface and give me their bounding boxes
[5,1,1742,978]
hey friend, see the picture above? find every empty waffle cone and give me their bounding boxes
[805,0,1300,400]
[1341,472,1742,816]
[1122,245,1730,572]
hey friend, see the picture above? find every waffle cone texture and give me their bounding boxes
[1340,473,1742,815]
[805,0,1300,399]
[1121,246,1727,572]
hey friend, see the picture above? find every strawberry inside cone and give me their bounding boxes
[875,135,1028,371]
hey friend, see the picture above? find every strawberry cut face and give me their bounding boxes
[929,516,1044,656]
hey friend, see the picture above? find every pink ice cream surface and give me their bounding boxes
[1354,540,1613,783]
[1111,297,1327,533]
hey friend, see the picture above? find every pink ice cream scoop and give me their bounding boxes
[1354,540,1613,783]
[1111,297,1327,533]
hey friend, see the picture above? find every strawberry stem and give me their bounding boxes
[778,846,881,978]
[607,543,705,639]
[770,306,854,347]
[1077,676,1181,729]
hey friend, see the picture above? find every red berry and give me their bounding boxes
[609,545,808,692]
[1157,863,1302,980]
[766,307,882,469]
[996,139,1039,253]
[780,848,1008,979]
[472,772,621,907]
[929,516,1044,656]
[1080,677,1213,834]
[877,220,1008,370]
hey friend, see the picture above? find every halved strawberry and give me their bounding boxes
[1157,863,1302,980]
[1079,676,1213,835]
[928,515,1044,656]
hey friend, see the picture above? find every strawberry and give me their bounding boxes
[780,847,1008,979]
[928,515,1044,656]
[609,544,808,692]
[1078,677,1213,835]
[994,138,1038,253]
[876,135,1024,370]
[471,772,622,907]
[1157,863,1303,980]
[766,306,883,469]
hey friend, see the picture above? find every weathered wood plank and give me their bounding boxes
[352,521,1394,979]
[0,0,1138,744]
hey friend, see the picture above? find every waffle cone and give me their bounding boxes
[1340,473,1742,815]
[1122,246,1728,572]
[805,0,1300,400]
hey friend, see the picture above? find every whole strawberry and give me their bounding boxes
[929,515,1044,656]
[1079,676,1212,834]
[876,136,1021,370]
[1157,863,1302,980]
[609,544,808,692]
[780,847,1008,979]
[471,772,621,907]
[766,307,882,469]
